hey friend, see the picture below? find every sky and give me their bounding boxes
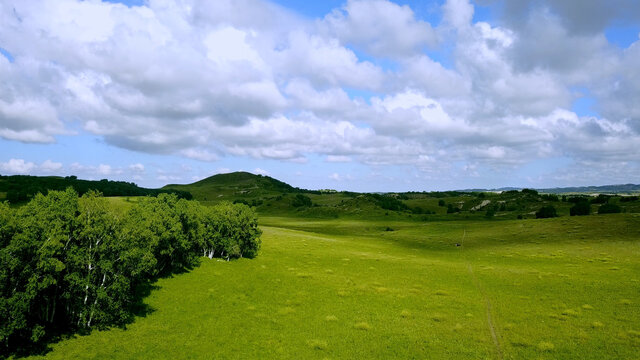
[1,0,639,192]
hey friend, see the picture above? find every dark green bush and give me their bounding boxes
[570,201,591,216]
[291,194,312,207]
[535,205,558,218]
[598,203,622,214]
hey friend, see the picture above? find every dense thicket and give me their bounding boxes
[0,175,192,203]
[0,189,260,354]
[598,203,622,214]
[535,205,558,219]
[570,200,591,216]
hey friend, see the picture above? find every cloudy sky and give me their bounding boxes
[1,0,639,191]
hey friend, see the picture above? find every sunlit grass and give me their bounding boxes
[29,214,640,359]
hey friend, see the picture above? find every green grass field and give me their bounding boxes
[27,211,640,359]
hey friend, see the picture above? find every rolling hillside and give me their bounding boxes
[163,171,298,201]
[164,172,640,219]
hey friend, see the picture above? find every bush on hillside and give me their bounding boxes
[541,194,559,201]
[570,201,591,216]
[535,205,558,219]
[590,194,610,204]
[446,204,461,214]
[291,194,312,207]
[598,203,622,214]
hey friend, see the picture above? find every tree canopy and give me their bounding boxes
[0,189,260,354]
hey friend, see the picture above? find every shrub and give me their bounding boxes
[535,205,558,219]
[291,194,312,207]
[598,203,622,214]
[438,199,445,207]
[570,201,591,216]
[590,194,610,204]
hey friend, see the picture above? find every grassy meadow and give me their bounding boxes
[28,207,640,359]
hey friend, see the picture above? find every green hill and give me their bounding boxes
[163,171,297,202]
[163,172,640,219]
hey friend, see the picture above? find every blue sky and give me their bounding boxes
[1,0,639,191]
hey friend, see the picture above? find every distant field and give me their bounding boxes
[30,213,640,359]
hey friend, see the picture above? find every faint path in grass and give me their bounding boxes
[461,230,504,360]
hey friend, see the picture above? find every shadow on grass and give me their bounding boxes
[5,268,200,359]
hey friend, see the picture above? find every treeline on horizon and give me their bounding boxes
[0,189,261,355]
[0,175,192,203]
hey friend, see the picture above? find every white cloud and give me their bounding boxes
[326,155,352,163]
[253,168,270,176]
[442,0,474,29]
[323,0,437,58]
[0,159,36,174]
[0,0,638,188]
[41,160,63,172]
[96,164,112,175]
[129,163,145,172]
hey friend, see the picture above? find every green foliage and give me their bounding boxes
[438,199,446,207]
[0,175,191,204]
[446,204,461,214]
[590,194,611,204]
[541,194,559,201]
[364,194,409,212]
[567,196,589,204]
[521,188,539,196]
[570,201,591,216]
[535,205,558,218]
[598,203,622,214]
[291,194,312,208]
[0,190,261,354]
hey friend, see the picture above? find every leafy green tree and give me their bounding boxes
[598,203,621,214]
[291,194,312,207]
[535,205,558,219]
[570,201,591,216]
[1,189,262,354]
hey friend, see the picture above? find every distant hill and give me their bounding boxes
[163,171,301,202]
[0,174,192,203]
[536,184,640,194]
[460,184,640,194]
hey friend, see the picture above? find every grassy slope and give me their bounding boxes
[30,212,640,359]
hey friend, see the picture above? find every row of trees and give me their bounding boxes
[0,189,261,353]
[0,175,192,203]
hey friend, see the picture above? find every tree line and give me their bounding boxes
[0,175,192,203]
[0,189,260,354]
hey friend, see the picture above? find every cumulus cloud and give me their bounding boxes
[0,0,638,187]
[323,0,437,58]
[128,163,145,172]
[254,168,270,176]
[0,159,36,174]
[41,160,63,172]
